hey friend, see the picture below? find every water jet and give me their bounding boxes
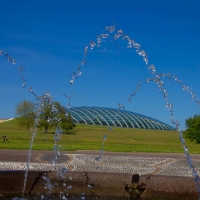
[1,23,200,199]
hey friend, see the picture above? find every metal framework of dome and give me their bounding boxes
[68,106,175,130]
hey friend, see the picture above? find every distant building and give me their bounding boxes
[68,106,175,130]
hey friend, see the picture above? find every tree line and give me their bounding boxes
[16,100,75,133]
[184,114,200,143]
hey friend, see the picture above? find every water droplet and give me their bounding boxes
[143,57,148,64]
[184,147,188,153]
[95,155,102,161]
[133,43,141,49]
[90,41,96,49]
[78,70,82,75]
[127,97,132,103]
[67,185,72,190]
[28,87,33,93]
[62,195,67,200]
[4,52,8,57]
[113,34,120,40]
[95,157,99,161]
[18,65,24,72]
[12,59,16,65]
[68,175,72,180]
[117,30,123,35]
[105,25,116,33]
[7,56,12,62]
[67,102,70,109]
[69,79,74,84]
[87,184,93,188]
[84,46,88,57]
[122,35,130,41]
[100,33,109,38]
[81,60,87,65]
[65,95,71,100]
[51,160,55,165]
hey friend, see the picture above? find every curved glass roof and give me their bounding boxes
[68,106,175,130]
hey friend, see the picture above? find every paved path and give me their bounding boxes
[0,150,200,177]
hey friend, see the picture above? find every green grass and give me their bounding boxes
[0,119,199,153]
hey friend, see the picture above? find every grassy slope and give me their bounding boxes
[0,119,199,153]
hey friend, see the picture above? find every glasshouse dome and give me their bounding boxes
[67,106,175,130]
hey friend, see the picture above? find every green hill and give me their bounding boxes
[0,119,199,153]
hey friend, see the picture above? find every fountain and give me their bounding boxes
[0,23,200,199]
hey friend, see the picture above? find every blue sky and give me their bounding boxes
[0,0,200,130]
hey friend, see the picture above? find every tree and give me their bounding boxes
[37,101,75,133]
[60,113,76,133]
[53,102,76,133]
[184,114,200,143]
[15,100,36,130]
[37,100,57,133]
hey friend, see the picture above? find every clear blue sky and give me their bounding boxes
[0,0,200,130]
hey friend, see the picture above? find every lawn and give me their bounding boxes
[0,119,199,153]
